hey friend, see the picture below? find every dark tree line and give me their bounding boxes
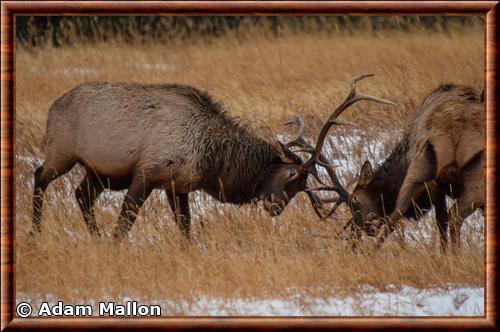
[16,16,481,47]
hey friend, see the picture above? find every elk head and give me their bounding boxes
[282,74,396,232]
[345,160,382,237]
[255,141,310,216]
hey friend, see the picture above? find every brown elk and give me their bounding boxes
[302,84,485,252]
[32,76,394,240]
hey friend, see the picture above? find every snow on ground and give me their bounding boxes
[30,64,177,79]
[125,63,176,73]
[17,285,483,316]
[171,286,484,316]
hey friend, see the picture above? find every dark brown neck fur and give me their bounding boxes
[365,135,411,216]
[184,89,276,204]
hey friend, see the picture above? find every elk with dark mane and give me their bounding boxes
[32,75,394,240]
[299,83,485,252]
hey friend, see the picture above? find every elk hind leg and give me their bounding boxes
[166,192,191,239]
[74,171,104,236]
[32,159,74,235]
[449,160,484,253]
[112,174,153,240]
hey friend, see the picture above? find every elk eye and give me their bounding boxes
[289,170,296,178]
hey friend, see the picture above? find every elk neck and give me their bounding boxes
[365,136,411,215]
[194,112,277,204]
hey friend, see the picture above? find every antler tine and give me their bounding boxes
[305,145,350,217]
[285,114,305,139]
[330,74,397,119]
[305,154,350,218]
[305,74,396,168]
[305,190,345,220]
[318,154,350,200]
[322,199,345,219]
[283,115,330,187]
[284,114,309,149]
[305,191,329,219]
[298,74,397,220]
[283,113,349,219]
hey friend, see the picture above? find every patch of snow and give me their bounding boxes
[17,285,484,317]
[16,155,43,168]
[57,68,101,78]
[125,63,176,73]
[168,286,484,316]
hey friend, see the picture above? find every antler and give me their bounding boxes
[305,74,396,169]
[285,74,396,219]
[284,114,350,219]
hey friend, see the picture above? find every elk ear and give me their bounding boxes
[357,160,373,187]
[480,89,484,102]
[273,141,298,164]
[271,141,287,164]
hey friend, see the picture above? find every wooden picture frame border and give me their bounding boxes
[1,1,498,330]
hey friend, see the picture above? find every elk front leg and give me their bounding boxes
[342,219,363,251]
[166,192,191,239]
[448,201,462,253]
[112,175,153,240]
[433,188,450,254]
[375,223,392,248]
[74,171,104,236]
[387,147,436,228]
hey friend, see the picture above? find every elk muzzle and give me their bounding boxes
[262,193,288,216]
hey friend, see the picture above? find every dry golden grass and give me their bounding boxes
[15,28,485,313]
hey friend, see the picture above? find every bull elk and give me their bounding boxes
[32,75,394,240]
[300,83,485,252]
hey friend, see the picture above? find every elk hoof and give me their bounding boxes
[366,213,385,229]
[29,225,42,237]
[270,204,284,216]
[372,219,383,228]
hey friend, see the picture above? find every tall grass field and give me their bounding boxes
[15,21,485,316]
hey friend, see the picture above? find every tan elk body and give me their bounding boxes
[33,82,311,239]
[346,84,485,251]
